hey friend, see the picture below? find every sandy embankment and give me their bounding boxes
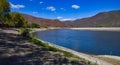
[32,27,62,32]
[98,55,120,60]
[70,27,120,31]
[32,28,116,65]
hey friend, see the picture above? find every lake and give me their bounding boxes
[35,29,120,56]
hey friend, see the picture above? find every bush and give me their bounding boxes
[19,28,31,37]
[10,12,27,27]
[28,22,40,28]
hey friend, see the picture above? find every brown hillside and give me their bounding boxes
[64,10,120,27]
[22,14,69,27]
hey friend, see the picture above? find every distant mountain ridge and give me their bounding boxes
[22,14,69,27]
[22,10,120,27]
[64,10,120,27]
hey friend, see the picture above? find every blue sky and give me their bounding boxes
[8,0,120,21]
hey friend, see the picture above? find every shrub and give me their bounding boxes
[19,28,31,38]
[29,22,40,28]
[10,12,26,27]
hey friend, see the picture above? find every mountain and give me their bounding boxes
[22,10,120,27]
[64,10,120,27]
[22,14,69,27]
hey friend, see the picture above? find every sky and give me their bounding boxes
[8,0,120,21]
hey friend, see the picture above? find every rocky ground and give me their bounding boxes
[0,28,91,65]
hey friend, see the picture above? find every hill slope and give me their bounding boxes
[65,10,120,27]
[22,14,69,27]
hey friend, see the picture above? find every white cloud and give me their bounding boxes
[46,6,56,11]
[57,16,63,19]
[40,1,44,4]
[10,2,25,9]
[61,18,75,21]
[72,5,80,9]
[33,12,38,14]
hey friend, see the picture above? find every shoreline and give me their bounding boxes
[32,28,120,65]
[69,27,120,31]
[98,55,120,60]
[32,27,62,32]
[35,38,112,65]
[32,27,120,32]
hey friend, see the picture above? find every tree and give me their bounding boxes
[0,0,10,22]
[28,22,40,28]
[10,12,26,27]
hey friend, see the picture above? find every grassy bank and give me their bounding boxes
[28,38,81,58]
[28,37,97,65]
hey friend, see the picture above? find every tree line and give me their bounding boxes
[0,0,40,28]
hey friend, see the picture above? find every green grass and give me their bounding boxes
[28,38,46,47]
[28,37,98,65]
[28,38,82,58]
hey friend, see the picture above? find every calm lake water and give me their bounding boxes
[35,29,120,56]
